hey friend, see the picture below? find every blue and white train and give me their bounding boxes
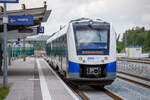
[46,18,116,86]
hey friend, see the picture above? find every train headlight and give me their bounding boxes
[79,57,83,61]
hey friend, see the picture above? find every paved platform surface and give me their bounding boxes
[0,57,78,100]
[37,58,78,100]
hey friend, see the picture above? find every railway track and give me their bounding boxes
[118,57,150,61]
[118,57,150,64]
[65,80,89,100]
[58,70,123,100]
[45,59,123,100]
[62,75,123,100]
[65,78,124,100]
[118,71,150,82]
[45,59,89,100]
[79,85,123,100]
[117,71,150,89]
[104,88,123,100]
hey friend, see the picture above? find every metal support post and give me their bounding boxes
[23,38,26,61]
[11,42,13,60]
[3,3,8,88]
[8,45,11,65]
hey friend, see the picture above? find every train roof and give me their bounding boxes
[46,25,68,44]
[46,18,110,44]
[70,18,109,24]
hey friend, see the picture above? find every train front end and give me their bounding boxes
[67,19,116,86]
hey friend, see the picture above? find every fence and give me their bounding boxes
[117,61,150,74]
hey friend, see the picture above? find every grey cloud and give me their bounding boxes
[1,0,150,35]
[45,0,150,35]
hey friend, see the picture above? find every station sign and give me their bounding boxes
[0,0,19,3]
[16,41,19,45]
[37,26,44,34]
[8,15,34,25]
[18,28,33,33]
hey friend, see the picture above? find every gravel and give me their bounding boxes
[105,78,150,100]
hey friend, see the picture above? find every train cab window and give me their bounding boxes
[73,23,110,55]
[76,29,108,49]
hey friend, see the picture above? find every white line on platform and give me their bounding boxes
[36,59,52,100]
[42,59,79,100]
[28,78,40,81]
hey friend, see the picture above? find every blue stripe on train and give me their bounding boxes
[68,61,80,72]
[68,61,116,73]
[106,61,116,72]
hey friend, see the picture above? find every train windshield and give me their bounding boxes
[74,24,110,55]
[76,29,108,50]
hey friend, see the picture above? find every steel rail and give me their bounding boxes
[117,75,150,89]
[104,88,123,100]
[45,59,89,100]
[118,71,150,82]
[118,58,150,64]
[66,81,89,100]
[91,86,123,100]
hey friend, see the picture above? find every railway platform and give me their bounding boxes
[0,57,79,100]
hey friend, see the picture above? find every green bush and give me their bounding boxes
[0,87,10,100]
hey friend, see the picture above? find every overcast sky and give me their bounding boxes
[1,0,150,38]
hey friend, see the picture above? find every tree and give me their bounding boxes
[117,27,150,53]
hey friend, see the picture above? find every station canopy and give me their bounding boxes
[25,35,51,42]
[0,4,51,41]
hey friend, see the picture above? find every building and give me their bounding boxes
[125,46,142,58]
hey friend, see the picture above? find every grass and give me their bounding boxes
[0,87,10,100]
